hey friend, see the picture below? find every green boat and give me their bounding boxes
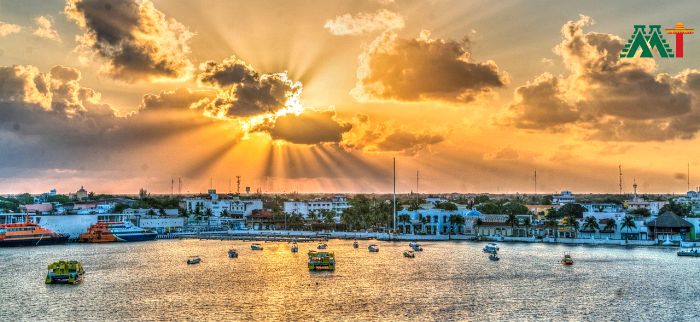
[45,260,85,284]
[308,251,335,271]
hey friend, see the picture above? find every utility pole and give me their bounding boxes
[236,176,241,195]
[619,164,623,195]
[393,157,396,233]
[416,170,419,195]
[688,162,690,192]
[178,177,182,195]
[171,177,174,197]
[534,169,537,195]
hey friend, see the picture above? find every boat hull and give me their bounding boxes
[0,234,70,247]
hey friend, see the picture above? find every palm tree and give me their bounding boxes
[474,218,483,237]
[621,215,637,240]
[522,217,531,237]
[308,211,319,222]
[564,214,579,238]
[545,218,559,238]
[582,216,599,238]
[505,213,517,236]
[398,214,411,233]
[449,215,465,235]
[602,219,616,238]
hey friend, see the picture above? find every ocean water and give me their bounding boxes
[1,239,698,321]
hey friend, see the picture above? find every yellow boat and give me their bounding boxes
[308,251,335,271]
[45,260,84,284]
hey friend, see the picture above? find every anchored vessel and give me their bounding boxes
[403,250,415,258]
[317,243,328,250]
[45,260,84,284]
[78,222,157,243]
[368,244,379,252]
[352,240,359,248]
[483,243,499,254]
[308,251,335,271]
[489,252,500,261]
[291,243,299,253]
[228,249,238,258]
[187,256,201,265]
[561,252,574,265]
[409,242,423,251]
[0,221,70,247]
[677,249,700,257]
[251,243,263,250]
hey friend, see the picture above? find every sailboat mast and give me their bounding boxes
[393,157,396,232]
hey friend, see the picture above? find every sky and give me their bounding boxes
[1,0,700,195]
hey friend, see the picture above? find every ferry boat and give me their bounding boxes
[45,260,84,284]
[78,221,157,243]
[228,249,238,258]
[403,250,415,258]
[0,221,70,247]
[251,243,263,251]
[561,252,574,266]
[291,243,299,253]
[187,256,201,265]
[483,243,499,254]
[317,243,328,250]
[368,244,379,252]
[308,251,335,271]
[677,249,700,257]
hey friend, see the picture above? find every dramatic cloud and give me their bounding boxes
[32,16,61,42]
[504,15,700,141]
[324,9,404,36]
[341,114,444,155]
[65,0,194,82]
[196,56,302,118]
[253,110,352,145]
[140,88,215,110]
[483,147,519,160]
[352,30,508,103]
[0,21,21,37]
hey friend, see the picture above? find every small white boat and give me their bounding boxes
[317,243,328,250]
[483,243,499,254]
[187,256,201,265]
[677,249,700,257]
[488,253,500,261]
[251,243,263,251]
[228,249,238,258]
[368,244,379,252]
[291,243,299,252]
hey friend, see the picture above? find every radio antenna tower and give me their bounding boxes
[171,177,174,197]
[618,164,623,195]
[688,162,691,192]
[534,169,537,195]
[236,176,241,195]
[178,177,182,195]
[416,170,419,195]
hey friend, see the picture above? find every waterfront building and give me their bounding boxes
[74,186,89,201]
[581,203,626,221]
[396,208,478,235]
[646,211,693,241]
[283,195,350,221]
[475,214,533,237]
[246,209,276,230]
[138,217,185,234]
[123,208,179,216]
[552,191,576,205]
[180,189,263,217]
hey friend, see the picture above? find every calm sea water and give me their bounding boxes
[1,239,698,321]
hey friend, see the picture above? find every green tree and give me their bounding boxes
[435,202,458,211]
[503,202,528,216]
[158,208,166,217]
[628,208,651,217]
[557,203,585,219]
[476,202,501,214]
[659,201,691,217]
[621,215,637,239]
[449,215,465,234]
[474,218,483,236]
[582,216,599,234]
[308,211,319,222]
[321,209,336,224]
[602,219,616,237]
[147,209,157,217]
[505,213,517,236]
[205,208,213,218]
[522,217,531,237]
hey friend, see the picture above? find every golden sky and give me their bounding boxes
[1,0,700,194]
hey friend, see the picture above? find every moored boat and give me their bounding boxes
[251,243,263,251]
[368,244,379,252]
[187,256,201,265]
[489,253,500,261]
[45,260,84,284]
[228,249,238,258]
[403,250,415,258]
[0,221,70,247]
[317,243,328,250]
[483,243,499,254]
[78,222,157,243]
[308,251,335,271]
[291,243,299,252]
[561,252,574,266]
[352,241,359,248]
[677,249,700,257]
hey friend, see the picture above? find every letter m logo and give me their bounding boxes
[620,25,675,58]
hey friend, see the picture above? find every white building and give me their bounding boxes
[138,217,185,234]
[396,208,480,235]
[283,195,350,219]
[552,191,576,205]
[180,189,263,218]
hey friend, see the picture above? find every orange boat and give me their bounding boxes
[0,221,70,247]
[78,221,157,243]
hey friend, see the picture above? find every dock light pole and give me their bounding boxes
[393,157,396,232]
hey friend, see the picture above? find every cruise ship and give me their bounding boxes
[0,221,70,246]
[78,221,157,243]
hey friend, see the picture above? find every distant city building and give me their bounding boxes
[75,186,88,201]
[180,189,263,218]
[283,195,350,220]
[552,191,576,205]
[425,197,449,205]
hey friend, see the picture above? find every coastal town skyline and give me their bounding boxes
[3,0,700,194]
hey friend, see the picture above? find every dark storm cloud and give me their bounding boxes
[65,0,194,82]
[353,30,508,103]
[253,110,352,145]
[140,88,216,110]
[504,15,700,141]
[341,114,445,155]
[195,56,302,118]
